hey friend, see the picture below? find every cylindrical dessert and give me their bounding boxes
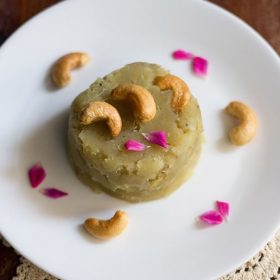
[68,62,203,202]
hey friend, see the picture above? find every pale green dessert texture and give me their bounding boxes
[68,62,203,202]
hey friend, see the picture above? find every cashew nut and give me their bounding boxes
[111,84,156,122]
[51,52,90,88]
[225,101,257,145]
[84,210,129,240]
[153,74,191,112]
[80,101,122,137]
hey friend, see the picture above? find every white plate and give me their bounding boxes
[0,0,280,279]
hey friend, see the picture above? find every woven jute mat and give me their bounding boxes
[1,232,280,280]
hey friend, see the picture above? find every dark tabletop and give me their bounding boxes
[0,1,279,279]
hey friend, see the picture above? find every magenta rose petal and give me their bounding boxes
[124,140,146,151]
[193,56,208,77]
[40,188,68,199]
[172,49,193,60]
[216,201,230,218]
[199,210,223,225]
[28,164,46,188]
[143,131,168,148]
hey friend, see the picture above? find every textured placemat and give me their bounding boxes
[1,232,280,280]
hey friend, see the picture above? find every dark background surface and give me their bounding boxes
[0,0,279,279]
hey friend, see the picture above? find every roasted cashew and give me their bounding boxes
[153,74,191,112]
[51,52,90,88]
[80,101,122,137]
[84,210,129,240]
[225,101,257,145]
[111,84,156,122]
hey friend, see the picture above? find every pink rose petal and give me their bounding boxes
[28,164,46,188]
[199,210,223,225]
[216,201,230,218]
[40,188,68,199]
[193,56,208,77]
[172,49,193,60]
[124,140,146,151]
[143,131,168,148]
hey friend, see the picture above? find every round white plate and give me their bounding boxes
[0,0,280,279]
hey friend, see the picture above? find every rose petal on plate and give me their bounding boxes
[28,164,46,188]
[172,49,193,60]
[193,56,208,77]
[216,201,230,218]
[40,188,68,199]
[199,210,223,225]
[124,140,146,151]
[142,131,168,148]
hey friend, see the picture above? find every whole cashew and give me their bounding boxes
[153,74,191,112]
[80,101,122,137]
[225,101,257,146]
[51,52,90,88]
[111,84,156,122]
[84,210,129,240]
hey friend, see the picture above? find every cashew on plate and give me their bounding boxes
[84,210,129,240]
[153,74,191,112]
[111,84,156,122]
[80,101,122,137]
[225,101,257,146]
[51,52,90,88]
